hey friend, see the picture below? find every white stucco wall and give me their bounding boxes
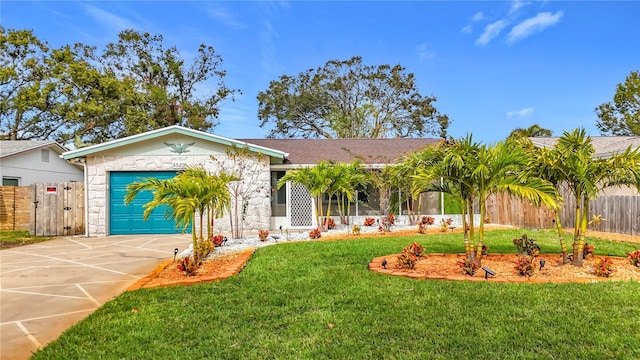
[86,153,271,237]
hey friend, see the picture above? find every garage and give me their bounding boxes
[109,171,183,235]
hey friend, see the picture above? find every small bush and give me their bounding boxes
[177,256,199,276]
[418,222,427,234]
[513,234,540,256]
[439,219,452,233]
[323,217,336,230]
[457,258,479,276]
[583,243,595,259]
[211,234,226,247]
[258,229,269,241]
[193,238,214,263]
[309,228,322,239]
[351,224,361,235]
[514,255,536,277]
[421,216,435,225]
[593,257,615,277]
[627,249,640,267]
[363,217,375,226]
[395,242,424,270]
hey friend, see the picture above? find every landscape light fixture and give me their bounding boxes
[482,266,496,280]
[539,259,546,270]
[173,248,179,262]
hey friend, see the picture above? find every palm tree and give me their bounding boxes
[555,129,640,266]
[509,124,553,139]
[470,141,558,265]
[124,167,235,260]
[519,137,570,263]
[334,161,369,225]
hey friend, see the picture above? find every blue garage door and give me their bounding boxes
[109,171,185,235]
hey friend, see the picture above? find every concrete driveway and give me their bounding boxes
[0,234,192,360]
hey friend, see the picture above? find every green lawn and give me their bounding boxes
[0,230,50,249]
[33,229,640,359]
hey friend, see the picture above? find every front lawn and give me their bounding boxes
[0,230,50,249]
[33,229,640,359]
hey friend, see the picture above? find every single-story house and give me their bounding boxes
[530,136,640,196]
[1,140,83,185]
[62,125,439,237]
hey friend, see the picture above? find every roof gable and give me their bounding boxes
[62,126,288,160]
[0,140,67,159]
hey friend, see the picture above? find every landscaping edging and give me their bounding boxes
[369,253,633,283]
[128,247,255,290]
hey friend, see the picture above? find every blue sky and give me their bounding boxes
[2,1,639,143]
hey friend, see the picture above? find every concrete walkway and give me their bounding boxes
[0,234,192,360]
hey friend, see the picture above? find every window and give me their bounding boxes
[41,149,50,162]
[2,177,20,186]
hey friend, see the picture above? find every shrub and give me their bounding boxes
[193,238,214,263]
[512,234,540,256]
[482,245,489,256]
[514,255,536,277]
[457,258,479,276]
[593,257,615,277]
[627,249,640,267]
[351,224,361,235]
[323,217,336,230]
[395,242,424,270]
[421,216,435,225]
[211,234,226,247]
[309,228,322,239]
[407,242,424,257]
[258,229,269,241]
[583,243,595,259]
[177,256,199,276]
[418,222,427,234]
[363,217,375,226]
[439,219,451,233]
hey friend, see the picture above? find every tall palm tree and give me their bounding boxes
[334,161,369,225]
[470,141,558,265]
[124,167,235,260]
[555,128,640,266]
[518,137,570,263]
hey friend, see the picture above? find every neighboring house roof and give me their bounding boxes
[242,138,441,166]
[0,140,67,158]
[530,136,640,158]
[62,125,288,160]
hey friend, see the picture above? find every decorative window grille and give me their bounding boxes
[289,183,313,227]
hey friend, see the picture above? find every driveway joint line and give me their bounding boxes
[76,284,101,306]
[15,321,42,349]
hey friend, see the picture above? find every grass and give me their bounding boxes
[33,229,640,359]
[0,230,50,249]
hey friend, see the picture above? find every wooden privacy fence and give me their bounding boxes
[0,186,31,231]
[0,183,84,236]
[485,191,640,236]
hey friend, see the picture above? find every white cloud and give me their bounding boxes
[461,11,485,34]
[509,0,531,15]
[475,20,509,46]
[205,5,246,30]
[415,43,435,60]
[507,107,535,118]
[507,11,564,44]
[82,3,136,33]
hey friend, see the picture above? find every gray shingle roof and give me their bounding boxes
[241,138,441,165]
[530,136,640,158]
[0,140,66,158]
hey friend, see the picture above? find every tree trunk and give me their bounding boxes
[554,210,569,264]
[475,198,485,267]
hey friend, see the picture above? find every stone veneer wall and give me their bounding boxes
[86,154,271,237]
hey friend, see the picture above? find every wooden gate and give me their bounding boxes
[0,186,31,231]
[31,182,84,236]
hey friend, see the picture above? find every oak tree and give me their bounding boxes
[595,70,640,136]
[257,56,449,139]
